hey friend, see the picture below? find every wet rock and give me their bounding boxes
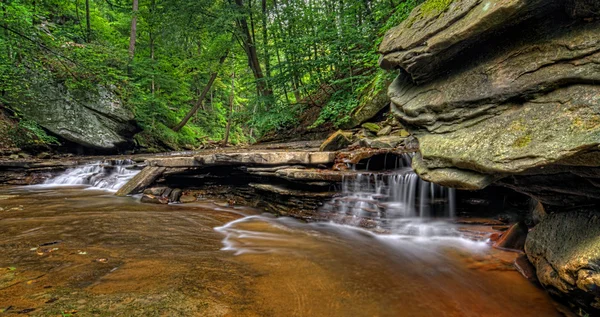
[526,210,600,314]
[361,123,381,134]
[514,254,538,284]
[319,130,352,151]
[377,126,392,137]
[531,200,547,225]
[249,183,336,198]
[115,166,166,196]
[493,222,527,252]
[179,192,197,203]
[143,187,167,196]
[275,168,345,182]
[141,194,168,204]
[169,188,182,202]
[9,154,18,160]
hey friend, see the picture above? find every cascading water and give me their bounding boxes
[320,153,457,236]
[43,159,139,191]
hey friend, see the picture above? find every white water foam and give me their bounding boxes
[42,159,139,191]
[320,153,458,237]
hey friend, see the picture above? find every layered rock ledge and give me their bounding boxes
[380,0,600,208]
[380,0,600,314]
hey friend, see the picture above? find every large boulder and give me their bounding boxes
[525,211,600,314]
[380,0,600,209]
[18,80,138,151]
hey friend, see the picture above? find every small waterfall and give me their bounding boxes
[320,153,457,236]
[44,159,139,191]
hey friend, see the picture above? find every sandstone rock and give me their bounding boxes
[18,82,137,150]
[179,192,197,203]
[361,123,381,134]
[274,168,346,182]
[169,188,183,202]
[531,200,547,225]
[526,210,600,314]
[359,136,404,149]
[377,126,392,137]
[493,222,528,252]
[514,254,538,284]
[341,72,392,128]
[115,166,166,196]
[143,187,167,196]
[249,183,336,198]
[141,194,168,204]
[319,130,351,151]
[37,152,51,159]
[379,0,556,83]
[384,10,600,206]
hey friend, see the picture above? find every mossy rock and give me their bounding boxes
[361,123,381,134]
[319,130,352,152]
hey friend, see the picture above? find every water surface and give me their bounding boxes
[0,186,562,316]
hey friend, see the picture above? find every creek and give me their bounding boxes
[0,157,563,316]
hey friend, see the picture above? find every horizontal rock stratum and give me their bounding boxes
[380,0,600,208]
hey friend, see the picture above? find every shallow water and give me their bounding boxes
[0,186,562,316]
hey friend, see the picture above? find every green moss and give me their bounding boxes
[513,135,532,148]
[421,0,454,15]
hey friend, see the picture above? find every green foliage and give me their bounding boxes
[311,92,360,129]
[9,120,60,148]
[1,0,424,150]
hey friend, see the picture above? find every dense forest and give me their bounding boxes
[0,0,425,152]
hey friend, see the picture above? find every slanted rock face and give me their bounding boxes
[18,80,138,151]
[380,0,600,208]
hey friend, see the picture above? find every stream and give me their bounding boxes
[0,162,564,316]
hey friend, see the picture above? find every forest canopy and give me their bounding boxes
[0,0,423,151]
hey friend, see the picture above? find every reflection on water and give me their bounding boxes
[0,187,562,316]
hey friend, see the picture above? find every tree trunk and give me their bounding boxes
[128,0,139,58]
[233,0,271,98]
[172,53,228,132]
[85,0,91,42]
[223,70,235,146]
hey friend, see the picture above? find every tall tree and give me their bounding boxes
[231,0,271,98]
[172,52,229,132]
[129,0,139,58]
[85,0,91,42]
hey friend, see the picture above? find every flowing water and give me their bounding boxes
[41,160,139,191]
[0,160,565,316]
[320,153,458,236]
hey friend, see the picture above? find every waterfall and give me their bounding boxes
[320,153,457,235]
[43,159,139,191]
